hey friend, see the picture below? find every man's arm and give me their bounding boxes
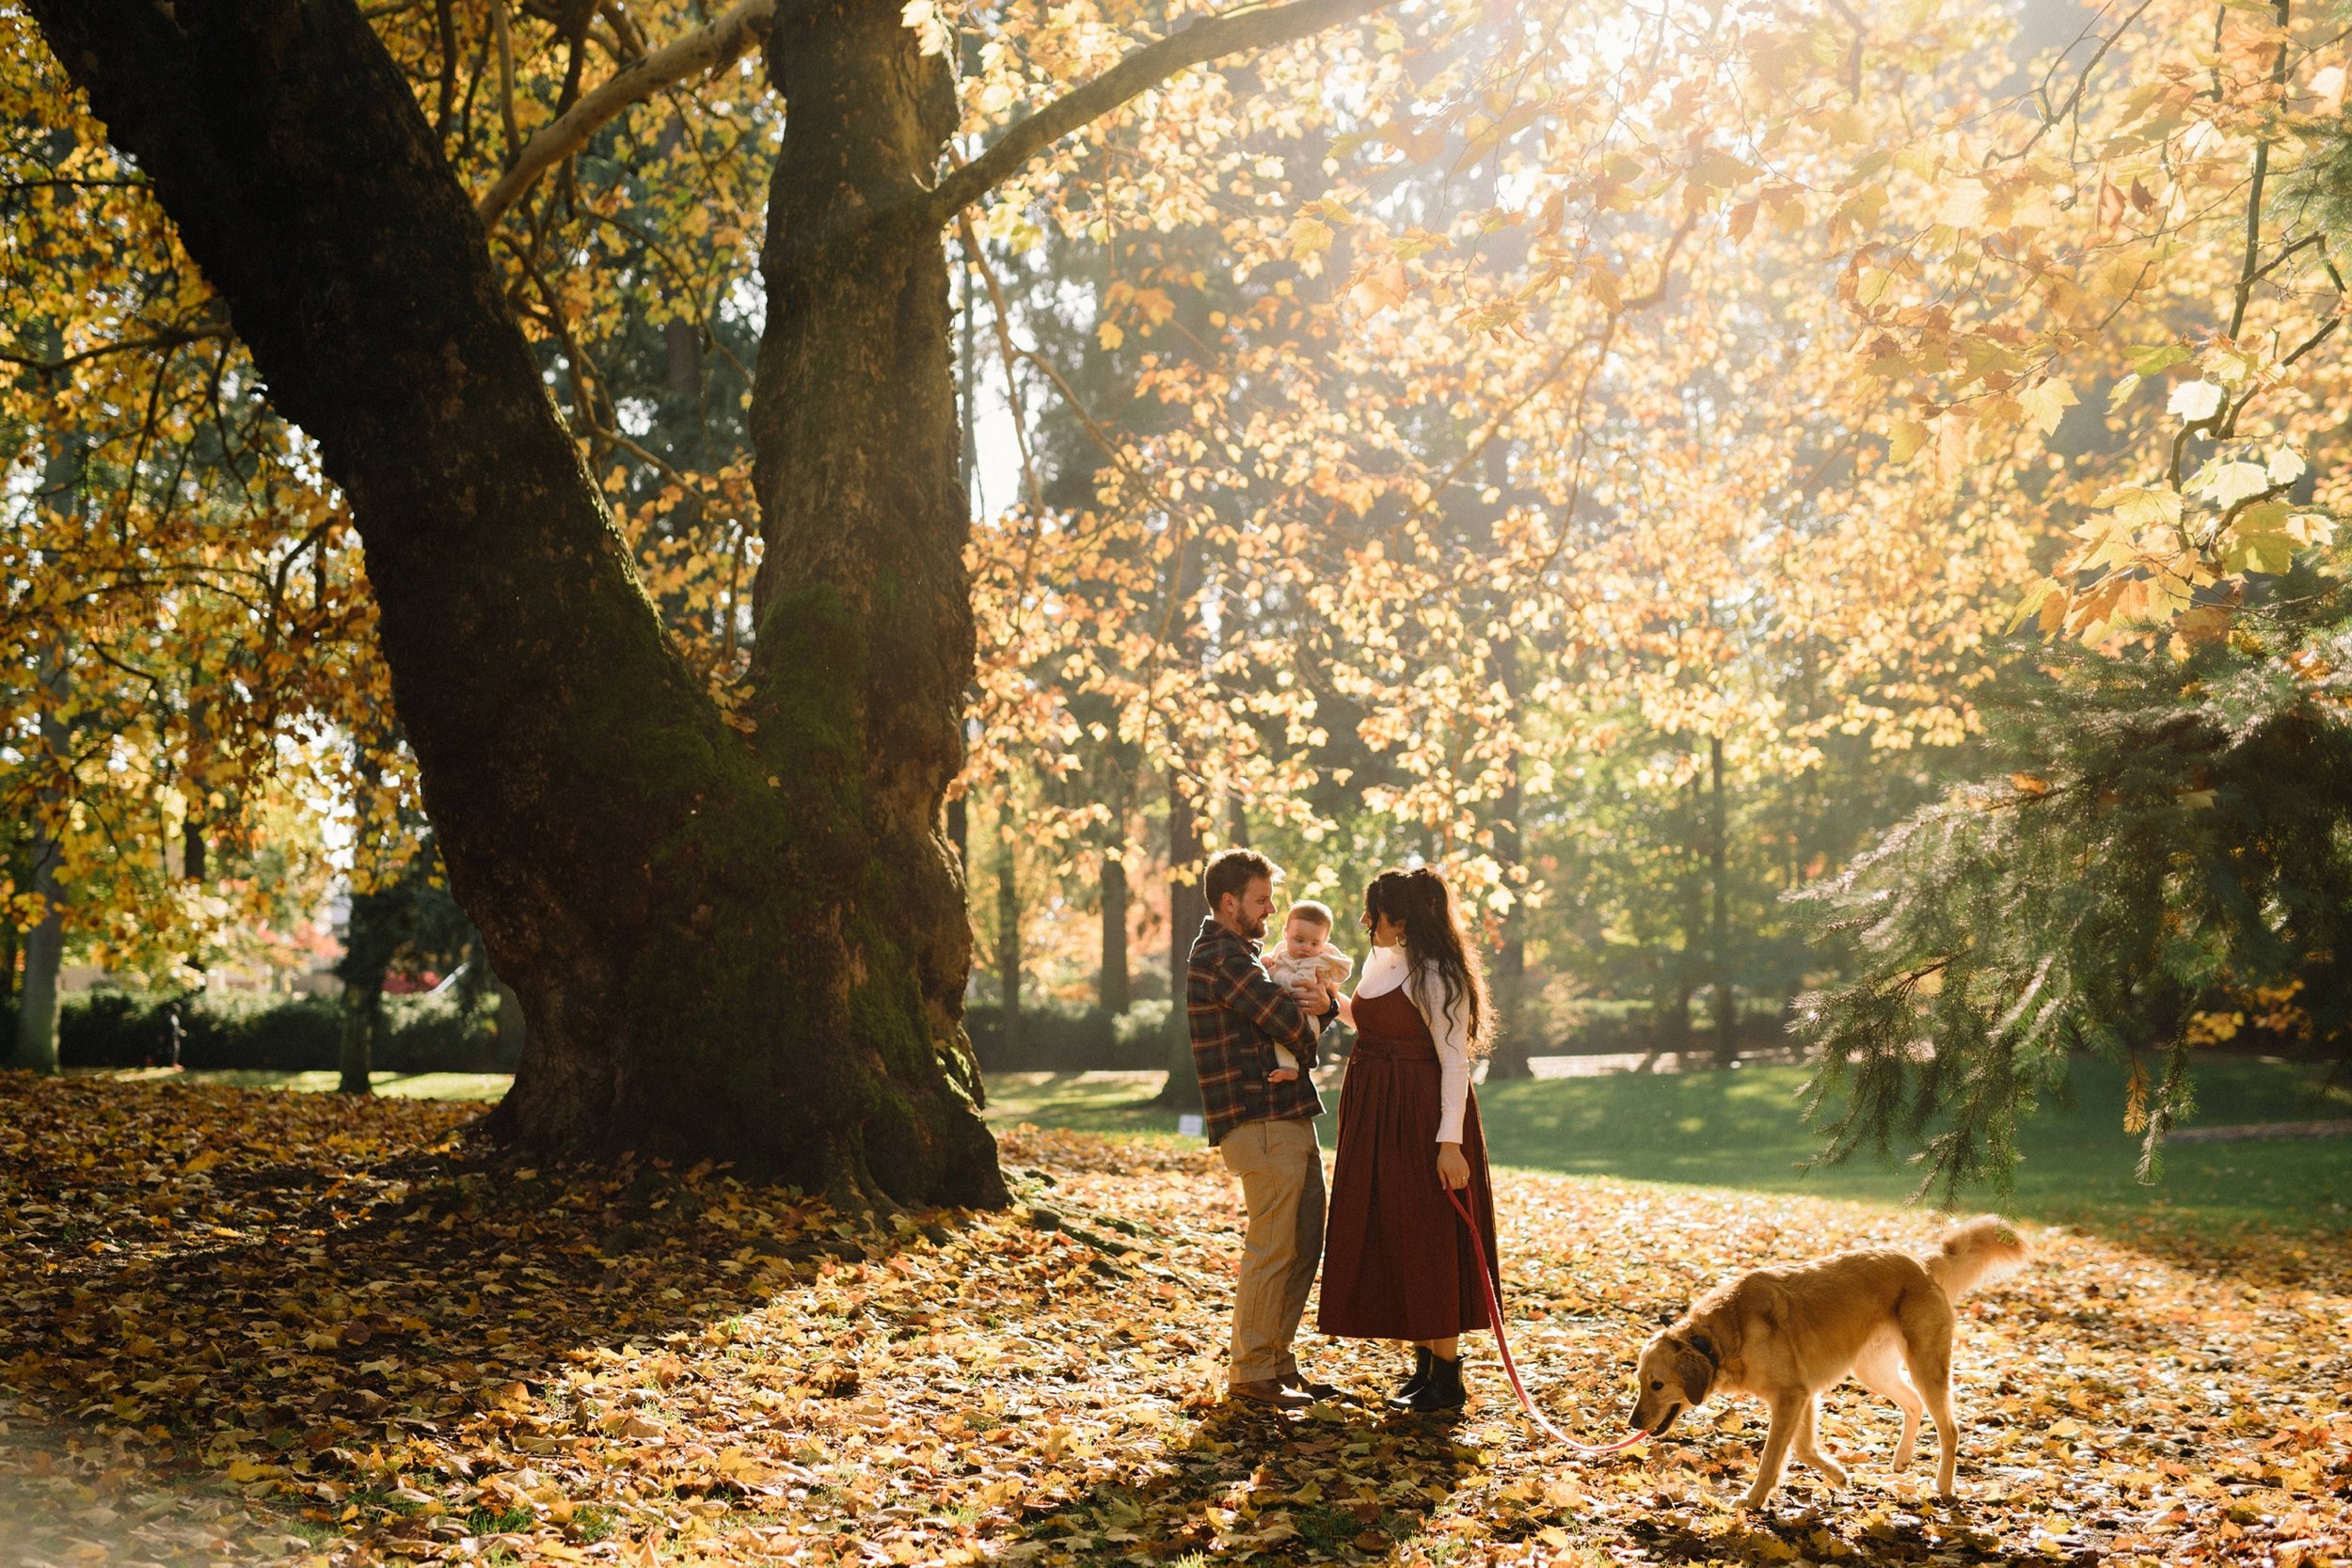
[1208,949,1330,1056]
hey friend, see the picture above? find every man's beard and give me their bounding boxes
[1242,911,1268,940]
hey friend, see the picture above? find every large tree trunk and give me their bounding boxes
[30,0,1000,1206]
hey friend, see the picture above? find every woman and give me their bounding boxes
[1316,865,1501,1413]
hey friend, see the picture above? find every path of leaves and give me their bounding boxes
[2,1073,2347,1568]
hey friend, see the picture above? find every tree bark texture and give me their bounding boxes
[28,0,1000,1206]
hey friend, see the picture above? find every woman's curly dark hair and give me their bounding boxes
[1361,866,1489,1055]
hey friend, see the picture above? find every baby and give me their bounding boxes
[1259,900,1354,1083]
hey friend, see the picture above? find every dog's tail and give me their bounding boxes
[1923,1215,2029,1299]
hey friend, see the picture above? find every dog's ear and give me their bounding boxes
[1672,1340,1715,1404]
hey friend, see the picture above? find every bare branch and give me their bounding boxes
[954,213,1047,521]
[2227,0,2296,340]
[930,0,1400,221]
[0,326,228,376]
[476,0,774,226]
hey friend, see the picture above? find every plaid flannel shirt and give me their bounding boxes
[1186,916,1328,1146]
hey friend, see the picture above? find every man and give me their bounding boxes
[1188,847,1340,1410]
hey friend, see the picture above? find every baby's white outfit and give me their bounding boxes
[1261,942,1354,1076]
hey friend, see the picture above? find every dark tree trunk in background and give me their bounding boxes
[1159,775,1206,1109]
[11,837,63,1074]
[0,911,18,1015]
[183,689,211,881]
[1225,796,1248,848]
[338,982,381,1096]
[1709,736,1736,1067]
[1100,851,1130,1016]
[11,659,69,1074]
[29,0,999,1205]
[1656,770,1701,1053]
[334,884,401,1096]
[995,807,1024,1054]
[664,319,702,403]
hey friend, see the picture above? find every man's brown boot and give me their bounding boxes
[1227,1379,1314,1411]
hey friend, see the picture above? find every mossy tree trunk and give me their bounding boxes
[29,0,998,1206]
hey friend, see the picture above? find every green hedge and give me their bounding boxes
[964,999,1171,1071]
[1,990,513,1073]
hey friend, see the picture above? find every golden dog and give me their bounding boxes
[1626,1216,2027,1506]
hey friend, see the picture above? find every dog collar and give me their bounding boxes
[1683,1331,1721,1372]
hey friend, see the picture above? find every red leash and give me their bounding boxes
[1446,1184,1649,1456]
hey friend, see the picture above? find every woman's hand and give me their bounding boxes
[1436,1142,1470,1191]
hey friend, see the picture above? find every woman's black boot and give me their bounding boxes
[1385,1346,1434,1410]
[1409,1354,1467,1414]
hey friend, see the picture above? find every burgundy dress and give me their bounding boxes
[1316,982,1500,1340]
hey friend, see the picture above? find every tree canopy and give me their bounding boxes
[7,0,2349,1189]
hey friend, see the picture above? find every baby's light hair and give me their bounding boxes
[1285,900,1334,930]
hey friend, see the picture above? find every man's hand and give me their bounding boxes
[1288,982,1327,1012]
[1436,1142,1470,1191]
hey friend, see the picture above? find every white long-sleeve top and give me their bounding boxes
[1352,944,1471,1144]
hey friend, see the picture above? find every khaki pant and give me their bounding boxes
[1218,1116,1326,1385]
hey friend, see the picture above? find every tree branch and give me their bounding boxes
[476,0,774,225]
[0,326,228,376]
[930,0,1399,222]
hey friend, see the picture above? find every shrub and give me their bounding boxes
[24,989,512,1073]
[964,1001,1168,1071]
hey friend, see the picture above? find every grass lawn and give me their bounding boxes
[92,1067,513,1101]
[88,1057,2349,1236]
[984,1055,2352,1238]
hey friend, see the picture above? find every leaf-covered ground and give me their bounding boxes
[2,1074,2346,1568]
